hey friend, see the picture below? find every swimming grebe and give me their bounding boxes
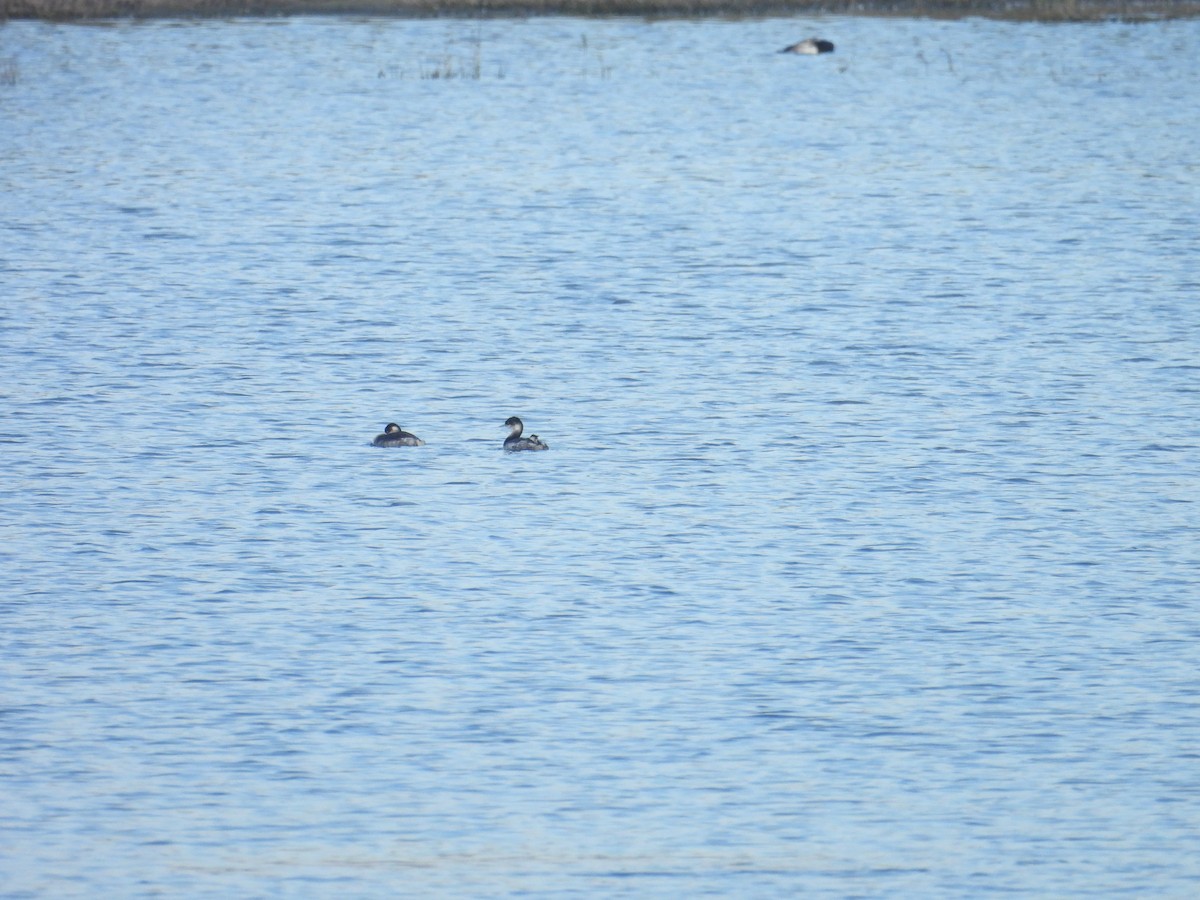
[373,423,425,447]
[780,38,835,55]
[503,416,549,452]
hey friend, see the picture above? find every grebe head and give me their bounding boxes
[384,423,401,434]
[504,416,524,435]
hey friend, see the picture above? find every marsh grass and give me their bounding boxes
[4,0,1200,22]
[421,34,482,79]
[417,28,511,79]
[578,33,613,79]
[406,29,612,79]
[422,53,480,79]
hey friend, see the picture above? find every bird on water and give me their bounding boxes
[372,423,425,447]
[503,416,549,452]
[780,38,835,55]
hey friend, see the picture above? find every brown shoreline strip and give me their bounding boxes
[4,0,1200,22]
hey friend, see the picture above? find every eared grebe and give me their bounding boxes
[503,416,549,452]
[373,423,425,447]
[780,38,835,55]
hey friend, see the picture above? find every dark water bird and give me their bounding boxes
[780,38,835,55]
[373,423,425,447]
[503,416,549,452]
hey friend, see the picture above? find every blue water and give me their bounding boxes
[2,12,1199,896]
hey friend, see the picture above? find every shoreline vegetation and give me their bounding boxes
[4,0,1200,22]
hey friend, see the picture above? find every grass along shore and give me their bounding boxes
[4,0,1200,22]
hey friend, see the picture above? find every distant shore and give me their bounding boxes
[5,0,1200,23]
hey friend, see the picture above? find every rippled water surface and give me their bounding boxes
[3,12,1200,896]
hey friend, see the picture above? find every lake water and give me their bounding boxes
[2,11,1199,896]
